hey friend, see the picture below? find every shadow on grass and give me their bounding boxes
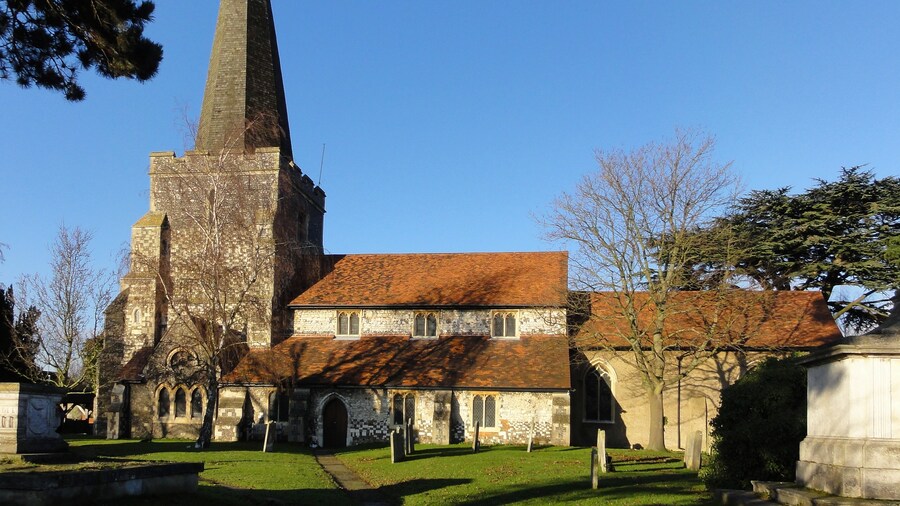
[68,438,313,459]
[93,486,352,506]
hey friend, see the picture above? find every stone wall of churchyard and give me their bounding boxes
[293,308,567,337]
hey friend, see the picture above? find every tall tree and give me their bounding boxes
[543,130,744,450]
[21,226,114,389]
[0,0,162,100]
[724,168,900,332]
[0,286,41,382]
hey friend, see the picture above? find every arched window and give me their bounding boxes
[191,388,204,419]
[133,308,142,325]
[584,366,614,423]
[158,388,170,419]
[472,394,497,427]
[392,393,416,426]
[337,311,360,336]
[175,388,187,418]
[413,312,438,337]
[268,390,290,422]
[491,311,517,337]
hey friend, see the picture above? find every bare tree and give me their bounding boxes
[20,226,114,389]
[543,130,745,450]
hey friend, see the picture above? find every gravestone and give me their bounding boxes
[796,297,900,500]
[472,421,480,453]
[526,417,535,452]
[596,430,609,473]
[590,447,600,489]
[684,430,702,471]
[262,421,275,452]
[405,418,415,454]
[0,383,67,454]
[390,428,404,463]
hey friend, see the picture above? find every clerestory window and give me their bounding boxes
[491,311,517,338]
[412,311,438,337]
[336,310,360,337]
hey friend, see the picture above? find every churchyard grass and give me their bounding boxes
[336,443,714,505]
[56,438,712,505]
[65,437,348,505]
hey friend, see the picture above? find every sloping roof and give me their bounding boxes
[576,290,842,349]
[223,334,571,390]
[118,347,154,382]
[290,252,568,308]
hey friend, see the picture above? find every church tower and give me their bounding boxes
[99,0,325,439]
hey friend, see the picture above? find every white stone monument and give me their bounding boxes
[0,382,67,454]
[796,297,900,500]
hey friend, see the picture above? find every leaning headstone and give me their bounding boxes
[405,418,415,454]
[590,447,600,489]
[262,421,276,452]
[472,421,480,453]
[390,428,405,463]
[596,430,609,473]
[684,430,702,470]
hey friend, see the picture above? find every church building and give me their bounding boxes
[97,0,842,450]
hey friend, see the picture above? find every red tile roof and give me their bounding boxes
[576,290,842,349]
[223,334,571,390]
[118,347,154,381]
[290,252,568,308]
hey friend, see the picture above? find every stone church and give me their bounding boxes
[98,0,842,450]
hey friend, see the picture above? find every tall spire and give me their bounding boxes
[196,0,293,158]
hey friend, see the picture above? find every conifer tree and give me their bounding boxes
[0,0,163,100]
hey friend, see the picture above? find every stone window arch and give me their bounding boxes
[584,364,615,423]
[174,387,187,418]
[133,308,142,325]
[412,311,438,337]
[157,386,170,420]
[491,311,517,337]
[392,392,416,426]
[336,310,360,337]
[472,394,497,428]
[190,387,204,419]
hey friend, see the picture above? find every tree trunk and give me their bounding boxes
[647,384,666,451]
[197,378,218,449]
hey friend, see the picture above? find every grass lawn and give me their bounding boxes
[65,437,347,506]
[336,444,715,505]
[50,438,713,505]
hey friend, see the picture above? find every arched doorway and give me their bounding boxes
[322,398,348,448]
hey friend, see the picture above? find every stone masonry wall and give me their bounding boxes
[293,308,566,337]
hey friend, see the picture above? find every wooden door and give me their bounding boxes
[322,398,348,448]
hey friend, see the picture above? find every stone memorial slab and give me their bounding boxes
[597,430,609,473]
[262,421,275,452]
[685,430,702,471]
[472,421,480,453]
[0,383,67,454]
[590,447,599,489]
[390,429,404,463]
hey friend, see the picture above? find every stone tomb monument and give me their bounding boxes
[0,383,67,454]
[796,299,900,500]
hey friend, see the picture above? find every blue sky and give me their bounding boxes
[1,0,899,284]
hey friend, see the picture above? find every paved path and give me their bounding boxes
[314,450,393,506]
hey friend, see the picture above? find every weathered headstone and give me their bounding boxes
[526,417,535,452]
[597,430,609,473]
[405,418,415,454]
[472,421,481,453]
[590,447,600,489]
[262,421,276,452]
[390,428,405,463]
[684,430,702,471]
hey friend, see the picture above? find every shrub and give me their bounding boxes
[699,356,807,489]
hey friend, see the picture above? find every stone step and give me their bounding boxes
[752,481,900,506]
